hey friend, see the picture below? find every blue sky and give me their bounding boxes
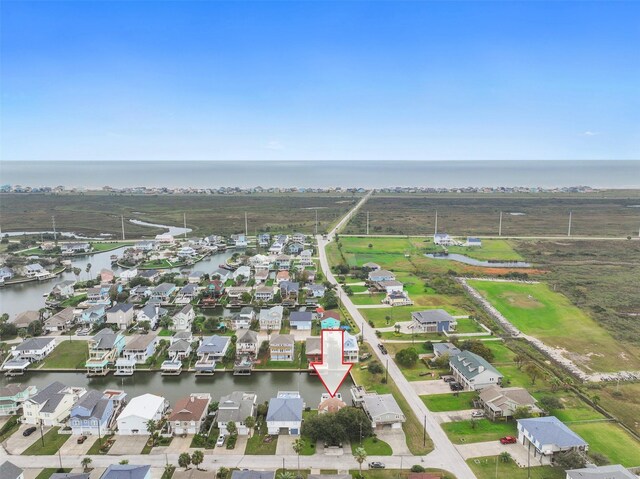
[1,1,639,162]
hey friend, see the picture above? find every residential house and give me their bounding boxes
[449,351,503,391]
[61,242,91,254]
[116,393,167,435]
[106,303,135,330]
[233,265,251,282]
[101,465,151,479]
[233,234,248,248]
[168,393,212,435]
[195,335,230,373]
[320,317,341,330]
[280,281,300,303]
[266,392,303,435]
[176,283,198,304]
[318,394,347,414]
[362,262,381,271]
[10,337,56,362]
[258,234,271,247]
[136,304,167,329]
[122,335,158,364]
[25,263,47,279]
[69,389,126,436]
[100,269,115,283]
[517,416,588,465]
[466,237,482,247]
[361,393,406,429]
[343,332,359,362]
[139,269,161,283]
[307,284,326,298]
[119,268,138,283]
[411,309,457,333]
[22,381,86,426]
[212,268,231,283]
[188,271,205,284]
[235,307,256,330]
[151,283,177,303]
[218,391,257,436]
[269,334,295,361]
[259,306,283,330]
[155,233,174,243]
[255,286,275,302]
[434,233,454,246]
[565,465,637,479]
[178,246,197,258]
[276,270,291,284]
[433,343,461,359]
[287,242,304,255]
[80,305,107,326]
[203,235,225,247]
[382,291,414,307]
[0,384,37,416]
[478,385,540,421]
[135,240,157,251]
[206,279,225,297]
[50,280,75,299]
[367,270,395,283]
[172,304,195,331]
[11,310,40,330]
[289,311,313,330]
[130,285,151,300]
[227,286,252,301]
[236,329,259,357]
[232,471,275,479]
[275,255,291,270]
[0,461,23,479]
[254,267,270,283]
[375,280,404,294]
[85,329,126,375]
[0,266,15,282]
[299,250,313,267]
[86,286,110,304]
[292,232,306,244]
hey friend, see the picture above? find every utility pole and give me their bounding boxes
[568,211,572,237]
[245,212,248,236]
[52,216,57,244]
[183,213,187,238]
[499,211,503,236]
[434,210,438,236]
[315,209,318,236]
[423,415,427,446]
[366,211,370,235]
[121,215,125,240]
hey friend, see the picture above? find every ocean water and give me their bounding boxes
[1,160,638,189]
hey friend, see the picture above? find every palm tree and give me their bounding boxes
[245,416,256,437]
[145,419,158,447]
[73,267,81,282]
[191,450,204,470]
[277,471,295,479]
[85,263,92,281]
[292,438,306,474]
[354,446,367,479]
[178,452,191,470]
[81,457,92,472]
[499,451,511,463]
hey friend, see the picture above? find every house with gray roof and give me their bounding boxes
[70,389,126,435]
[237,329,259,357]
[566,465,637,479]
[269,334,295,361]
[289,311,313,330]
[231,471,275,479]
[101,464,151,479]
[478,385,540,420]
[11,337,56,362]
[361,393,406,429]
[217,391,257,435]
[411,309,457,333]
[22,381,87,426]
[106,303,135,330]
[266,392,303,435]
[259,305,283,330]
[0,461,23,479]
[517,416,588,465]
[449,350,503,391]
[433,342,461,359]
[44,307,75,332]
[195,335,230,373]
[136,304,167,329]
[172,304,195,331]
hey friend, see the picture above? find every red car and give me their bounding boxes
[500,436,517,444]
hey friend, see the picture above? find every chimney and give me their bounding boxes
[190,396,195,402]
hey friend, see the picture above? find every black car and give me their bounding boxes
[378,344,388,355]
[450,382,464,391]
[23,426,37,437]
[369,462,385,469]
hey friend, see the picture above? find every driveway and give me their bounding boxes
[213,435,248,455]
[22,469,42,479]
[4,424,49,455]
[173,470,216,479]
[275,434,297,455]
[410,380,454,395]
[58,434,95,456]
[155,435,193,454]
[376,428,411,455]
[456,440,532,467]
[108,434,149,455]
[432,410,477,424]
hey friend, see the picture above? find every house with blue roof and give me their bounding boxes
[517,416,588,465]
[80,305,107,325]
[101,464,151,479]
[70,389,126,435]
[289,311,313,330]
[266,391,303,435]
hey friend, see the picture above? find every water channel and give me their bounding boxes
[425,253,531,268]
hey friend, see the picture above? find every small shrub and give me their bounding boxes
[410,465,425,473]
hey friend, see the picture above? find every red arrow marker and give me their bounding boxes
[311,329,354,398]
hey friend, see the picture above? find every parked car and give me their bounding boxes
[369,462,386,469]
[471,410,484,418]
[442,376,455,383]
[23,427,37,437]
[216,435,226,447]
[449,382,464,391]
[378,344,388,355]
[500,436,517,444]
[77,435,87,444]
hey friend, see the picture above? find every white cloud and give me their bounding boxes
[581,131,600,137]
[263,140,284,150]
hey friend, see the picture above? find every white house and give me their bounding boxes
[106,303,135,330]
[172,304,195,331]
[233,265,251,281]
[122,335,158,363]
[434,233,454,245]
[465,237,482,247]
[266,392,303,435]
[289,311,313,330]
[22,381,87,426]
[236,329,259,357]
[517,416,588,465]
[155,234,175,243]
[116,393,167,435]
[259,306,283,330]
[254,286,275,302]
[361,393,406,429]
[119,268,138,283]
[10,337,56,363]
[218,391,257,436]
[449,350,503,391]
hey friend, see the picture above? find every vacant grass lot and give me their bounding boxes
[351,435,393,455]
[442,419,517,444]
[348,469,456,479]
[245,422,278,455]
[0,193,359,237]
[467,456,565,479]
[421,392,477,412]
[596,382,640,436]
[40,340,87,369]
[425,239,524,262]
[569,422,640,467]
[467,280,640,373]
[22,427,69,455]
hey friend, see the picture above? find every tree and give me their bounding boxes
[119,460,129,465]
[145,419,158,446]
[524,363,541,385]
[459,340,494,362]
[395,347,418,367]
[27,320,43,337]
[178,452,192,470]
[226,421,237,436]
[394,323,401,334]
[513,354,526,369]
[245,415,256,436]
[85,263,92,280]
[385,315,391,325]
[218,467,230,479]
[368,361,383,374]
[278,472,295,479]
[554,450,587,470]
[538,396,564,412]
[191,450,204,470]
[354,446,367,478]
[512,406,533,420]
[293,438,305,474]
[81,457,92,472]
[499,452,511,463]
[73,267,81,281]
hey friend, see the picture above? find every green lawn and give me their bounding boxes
[435,240,524,262]
[442,419,517,444]
[483,341,516,364]
[22,427,69,455]
[362,305,465,328]
[40,340,87,369]
[467,456,565,479]
[351,435,392,455]
[300,410,317,455]
[0,416,20,442]
[421,392,477,412]
[60,293,87,308]
[245,422,278,455]
[454,317,486,334]
[256,342,305,369]
[348,469,457,479]
[351,294,386,306]
[90,241,135,252]
[35,469,72,479]
[467,280,640,372]
[569,422,640,467]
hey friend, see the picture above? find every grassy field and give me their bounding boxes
[40,340,87,369]
[245,421,278,455]
[0,193,360,237]
[442,419,517,444]
[361,305,466,328]
[343,193,640,237]
[22,427,69,455]
[467,456,565,479]
[596,382,640,436]
[0,416,20,442]
[467,280,640,373]
[426,240,524,262]
[569,422,640,467]
[421,392,477,412]
[351,435,393,455]
[348,469,457,479]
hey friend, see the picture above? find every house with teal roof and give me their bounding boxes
[321,317,341,330]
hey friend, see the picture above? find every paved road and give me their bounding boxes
[316,192,478,479]
[340,233,638,241]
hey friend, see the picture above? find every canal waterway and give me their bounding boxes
[425,253,531,268]
[0,371,354,406]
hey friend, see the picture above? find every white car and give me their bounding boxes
[216,435,226,447]
[471,410,484,418]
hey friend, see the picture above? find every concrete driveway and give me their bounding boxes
[4,424,48,455]
[58,434,95,455]
[432,410,477,424]
[456,440,532,467]
[212,435,249,455]
[155,435,194,454]
[410,379,455,395]
[276,434,297,455]
[376,428,411,455]
[108,434,149,455]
